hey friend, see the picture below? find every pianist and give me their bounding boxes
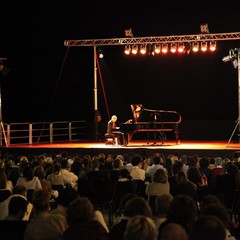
[107,115,125,145]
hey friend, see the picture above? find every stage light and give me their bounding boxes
[132,45,138,54]
[170,43,177,53]
[200,23,209,34]
[209,41,217,51]
[98,49,104,58]
[154,44,161,54]
[192,42,199,52]
[222,49,237,63]
[125,28,134,37]
[178,43,185,53]
[201,42,208,52]
[162,43,168,53]
[140,45,147,54]
[124,45,131,55]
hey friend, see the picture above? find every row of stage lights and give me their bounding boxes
[124,41,217,55]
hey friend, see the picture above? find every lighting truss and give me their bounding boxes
[64,32,240,47]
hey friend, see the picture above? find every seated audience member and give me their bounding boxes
[34,165,52,193]
[158,223,188,240]
[200,203,239,240]
[109,196,152,240]
[130,154,145,181]
[171,171,197,201]
[159,194,198,235]
[60,158,78,189]
[47,163,65,187]
[145,169,170,202]
[16,165,42,191]
[124,215,158,240]
[24,189,67,240]
[0,168,13,192]
[112,169,137,215]
[189,216,226,240]
[50,188,109,232]
[64,197,108,240]
[0,196,29,240]
[0,185,33,221]
[154,194,173,228]
[146,156,167,181]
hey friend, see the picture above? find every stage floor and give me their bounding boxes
[2,140,240,159]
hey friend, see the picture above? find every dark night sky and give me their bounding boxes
[0,0,240,139]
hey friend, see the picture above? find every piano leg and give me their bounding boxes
[175,130,180,144]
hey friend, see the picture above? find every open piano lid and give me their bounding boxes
[131,104,182,123]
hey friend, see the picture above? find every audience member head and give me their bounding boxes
[119,168,131,179]
[60,158,69,169]
[155,194,173,217]
[166,194,198,232]
[124,215,158,240]
[153,169,168,183]
[124,197,152,218]
[22,165,34,181]
[12,184,27,197]
[58,188,80,208]
[8,196,29,220]
[119,193,138,215]
[32,189,51,215]
[152,156,161,165]
[187,167,202,184]
[66,197,95,225]
[199,195,222,212]
[189,215,226,240]
[34,166,46,180]
[176,171,188,184]
[130,154,143,167]
[158,223,189,240]
[199,157,209,169]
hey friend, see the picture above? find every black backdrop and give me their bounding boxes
[0,0,240,140]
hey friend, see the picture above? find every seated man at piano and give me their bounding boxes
[107,115,126,145]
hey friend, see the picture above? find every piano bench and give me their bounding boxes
[105,133,116,145]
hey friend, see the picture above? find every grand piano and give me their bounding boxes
[119,104,182,144]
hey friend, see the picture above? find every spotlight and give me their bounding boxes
[201,42,208,52]
[162,43,168,53]
[154,44,161,54]
[98,49,104,58]
[125,28,134,37]
[200,23,209,34]
[140,45,147,54]
[192,42,199,52]
[222,49,237,63]
[170,43,177,53]
[209,41,217,51]
[131,45,138,55]
[178,43,185,53]
[124,45,131,55]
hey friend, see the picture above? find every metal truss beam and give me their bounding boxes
[64,32,240,47]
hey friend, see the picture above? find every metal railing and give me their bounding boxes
[0,120,87,146]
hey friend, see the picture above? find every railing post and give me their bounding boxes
[69,122,72,141]
[50,122,53,143]
[29,123,32,145]
[7,124,10,145]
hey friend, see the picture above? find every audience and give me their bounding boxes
[0,150,239,240]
